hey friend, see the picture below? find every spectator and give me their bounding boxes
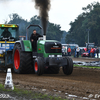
[62,46,65,56]
[84,48,87,52]
[65,46,67,56]
[74,47,76,57]
[67,47,71,56]
[90,47,95,57]
[94,48,96,57]
[96,48,99,58]
[76,47,80,58]
[62,46,66,56]
[1,28,12,38]
[88,49,91,57]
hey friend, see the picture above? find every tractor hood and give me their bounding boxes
[37,40,62,54]
[38,40,61,45]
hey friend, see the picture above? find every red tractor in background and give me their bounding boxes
[81,43,95,57]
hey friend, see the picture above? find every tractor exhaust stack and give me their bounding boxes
[33,0,51,40]
[43,35,46,40]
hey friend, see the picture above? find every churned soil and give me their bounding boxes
[0,57,100,99]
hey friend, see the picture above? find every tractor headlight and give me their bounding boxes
[57,55,62,57]
[49,55,55,57]
[2,44,9,47]
[2,44,5,47]
[6,44,9,46]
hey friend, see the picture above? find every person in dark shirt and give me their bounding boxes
[96,48,99,58]
[30,29,42,51]
[1,28,12,38]
[74,47,76,57]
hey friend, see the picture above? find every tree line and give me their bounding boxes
[66,2,100,46]
[5,14,63,42]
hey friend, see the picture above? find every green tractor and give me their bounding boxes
[13,24,73,75]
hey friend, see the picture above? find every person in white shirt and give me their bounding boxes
[76,46,80,57]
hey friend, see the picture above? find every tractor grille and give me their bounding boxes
[45,42,62,53]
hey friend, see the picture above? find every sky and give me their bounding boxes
[0,0,100,32]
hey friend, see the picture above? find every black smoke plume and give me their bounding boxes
[33,0,51,35]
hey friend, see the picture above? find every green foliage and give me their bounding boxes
[47,23,63,41]
[61,31,68,44]
[74,64,100,69]
[6,13,63,42]
[66,2,100,46]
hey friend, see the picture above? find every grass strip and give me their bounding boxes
[74,64,100,69]
[0,83,68,100]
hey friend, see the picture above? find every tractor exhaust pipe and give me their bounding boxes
[33,0,51,41]
[43,35,46,40]
[42,17,47,40]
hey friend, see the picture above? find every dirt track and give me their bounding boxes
[72,57,100,62]
[0,57,100,99]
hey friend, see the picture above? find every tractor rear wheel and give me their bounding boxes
[34,57,44,75]
[45,66,60,74]
[13,44,34,74]
[62,57,73,75]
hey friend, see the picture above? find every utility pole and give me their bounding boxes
[87,28,90,43]
[88,30,89,43]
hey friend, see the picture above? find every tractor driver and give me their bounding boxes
[30,29,42,51]
[1,28,12,38]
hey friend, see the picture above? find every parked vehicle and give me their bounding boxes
[81,52,89,57]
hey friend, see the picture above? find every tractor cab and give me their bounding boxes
[26,24,43,40]
[0,24,19,66]
[26,24,43,52]
[0,24,19,41]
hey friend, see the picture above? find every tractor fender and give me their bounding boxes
[15,40,25,51]
[15,40,32,52]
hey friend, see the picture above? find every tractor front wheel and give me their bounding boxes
[34,57,44,75]
[62,57,73,75]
